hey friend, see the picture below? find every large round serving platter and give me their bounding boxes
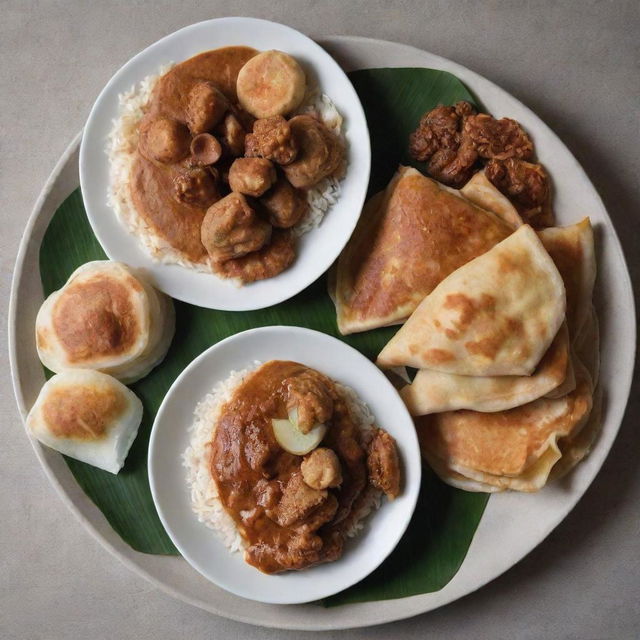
[9,36,635,630]
[79,18,371,311]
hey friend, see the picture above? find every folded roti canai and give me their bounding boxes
[401,323,571,415]
[460,170,524,228]
[416,360,593,492]
[538,218,595,340]
[332,166,513,335]
[377,225,566,376]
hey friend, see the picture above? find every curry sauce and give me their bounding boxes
[130,46,257,265]
[209,360,399,573]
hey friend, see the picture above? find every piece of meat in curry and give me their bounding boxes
[209,360,402,573]
[408,100,554,226]
[130,46,344,282]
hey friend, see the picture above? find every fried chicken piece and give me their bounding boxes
[301,448,343,490]
[485,158,554,227]
[245,115,298,165]
[284,370,334,433]
[367,429,401,500]
[283,115,343,189]
[253,479,281,509]
[200,192,271,263]
[259,178,308,228]
[408,101,478,186]
[216,112,246,157]
[228,157,276,197]
[267,472,328,527]
[212,228,295,282]
[186,81,228,135]
[454,100,476,119]
[173,166,220,207]
[427,137,478,187]
[245,524,341,573]
[408,105,460,162]
[244,422,274,472]
[463,114,534,161]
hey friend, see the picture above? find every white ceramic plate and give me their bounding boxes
[147,326,421,604]
[79,18,370,311]
[10,37,635,629]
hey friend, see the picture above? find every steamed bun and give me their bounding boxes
[35,261,174,384]
[26,369,143,474]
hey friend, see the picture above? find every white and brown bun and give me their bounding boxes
[35,261,175,384]
[26,369,143,474]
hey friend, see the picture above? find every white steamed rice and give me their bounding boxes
[182,362,382,555]
[107,64,346,270]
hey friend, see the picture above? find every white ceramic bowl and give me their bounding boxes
[147,326,421,604]
[79,18,370,311]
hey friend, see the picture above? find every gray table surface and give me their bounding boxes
[2,1,639,638]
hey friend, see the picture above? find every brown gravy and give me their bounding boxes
[209,360,369,574]
[130,46,257,265]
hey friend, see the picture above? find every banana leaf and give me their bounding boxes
[38,67,489,603]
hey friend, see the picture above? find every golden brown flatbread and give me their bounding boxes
[377,225,566,376]
[460,170,524,228]
[417,364,593,491]
[401,323,571,415]
[332,166,513,335]
[538,218,595,340]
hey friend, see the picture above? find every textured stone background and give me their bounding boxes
[2,2,639,638]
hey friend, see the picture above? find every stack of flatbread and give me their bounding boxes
[333,166,599,492]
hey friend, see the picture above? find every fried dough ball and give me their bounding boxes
[367,429,401,500]
[237,50,306,119]
[173,166,221,208]
[212,228,295,283]
[463,114,534,161]
[185,81,228,134]
[201,192,271,263]
[216,112,246,157]
[259,178,308,228]
[282,115,343,189]
[408,101,478,186]
[245,116,298,165]
[190,133,222,166]
[284,370,334,433]
[301,448,343,490]
[138,116,190,164]
[228,157,277,197]
[485,158,553,227]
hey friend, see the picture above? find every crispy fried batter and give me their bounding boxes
[201,192,271,263]
[267,472,328,527]
[245,116,298,165]
[408,101,478,186]
[259,178,308,228]
[463,114,534,161]
[228,157,277,197]
[301,448,343,490]
[284,370,334,433]
[486,158,553,227]
[173,166,220,207]
[367,429,401,499]
[212,228,295,282]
